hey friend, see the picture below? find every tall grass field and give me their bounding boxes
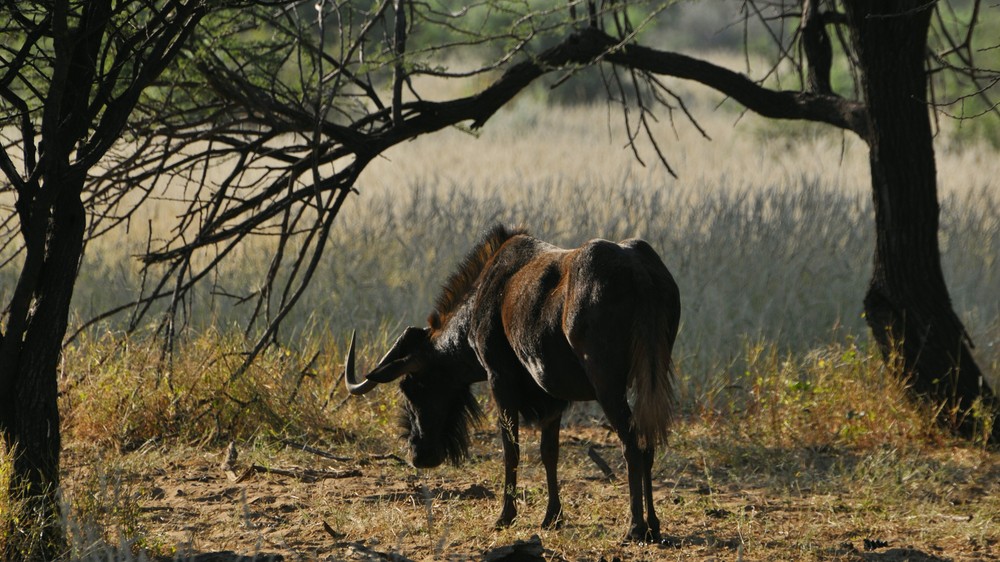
[2,98,999,560]
[58,99,1000,378]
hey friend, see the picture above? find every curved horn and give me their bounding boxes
[343,327,427,395]
[344,331,378,395]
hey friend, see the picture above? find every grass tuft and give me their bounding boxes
[691,339,943,453]
[61,329,358,449]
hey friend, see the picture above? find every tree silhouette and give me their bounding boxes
[1,0,997,557]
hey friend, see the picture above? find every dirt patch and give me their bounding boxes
[60,426,999,561]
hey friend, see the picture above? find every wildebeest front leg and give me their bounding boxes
[539,413,563,529]
[495,406,520,529]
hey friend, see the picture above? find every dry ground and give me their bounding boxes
[61,422,999,562]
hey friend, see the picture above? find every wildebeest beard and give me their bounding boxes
[399,383,483,465]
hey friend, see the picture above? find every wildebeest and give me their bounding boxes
[344,225,680,541]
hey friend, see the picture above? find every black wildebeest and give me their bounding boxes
[344,225,680,541]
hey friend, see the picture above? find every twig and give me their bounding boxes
[322,520,346,540]
[367,452,409,466]
[238,464,361,482]
[280,438,352,461]
[587,445,615,480]
[345,541,416,562]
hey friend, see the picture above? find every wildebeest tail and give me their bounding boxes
[628,286,678,450]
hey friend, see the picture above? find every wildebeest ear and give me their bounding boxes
[428,312,443,331]
[365,326,429,383]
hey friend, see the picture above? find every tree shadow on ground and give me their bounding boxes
[861,548,951,562]
[153,552,284,562]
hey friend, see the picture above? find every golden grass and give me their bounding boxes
[2,87,998,560]
[32,100,996,384]
[60,329,347,450]
[45,331,1000,561]
[0,436,25,558]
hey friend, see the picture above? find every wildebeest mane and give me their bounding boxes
[399,384,483,464]
[428,224,527,332]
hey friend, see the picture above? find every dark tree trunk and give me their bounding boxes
[2,4,209,558]
[844,1,998,441]
[1,7,95,548]
[0,173,85,560]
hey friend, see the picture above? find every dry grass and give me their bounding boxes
[32,99,998,381]
[41,333,1000,561]
[2,79,998,561]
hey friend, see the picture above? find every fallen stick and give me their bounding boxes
[367,452,409,465]
[235,464,361,483]
[587,446,616,481]
[280,438,352,461]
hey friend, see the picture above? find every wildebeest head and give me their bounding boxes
[344,329,481,468]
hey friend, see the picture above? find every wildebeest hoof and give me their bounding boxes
[625,523,658,543]
[494,514,516,530]
[541,512,563,529]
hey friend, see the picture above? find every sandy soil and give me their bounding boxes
[60,426,998,562]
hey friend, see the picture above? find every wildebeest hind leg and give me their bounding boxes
[540,413,563,529]
[494,405,520,529]
[597,394,649,541]
[642,446,661,541]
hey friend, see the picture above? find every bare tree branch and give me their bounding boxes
[590,28,869,139]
